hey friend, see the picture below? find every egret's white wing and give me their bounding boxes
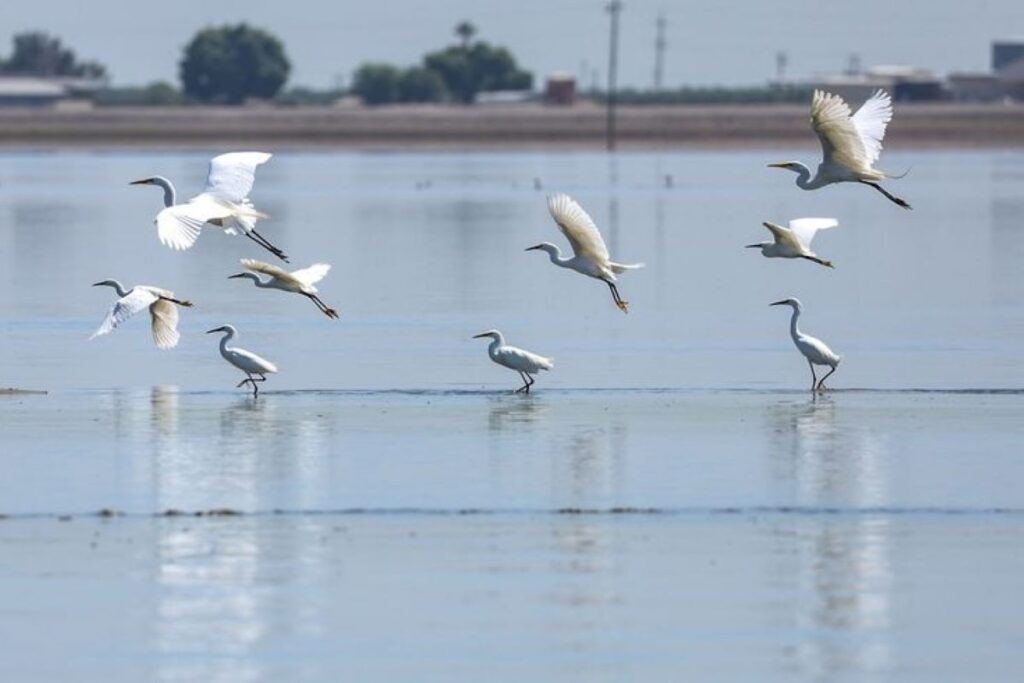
[850,90,893,166]
[788,218,838,249]
[290,263,331,287]
[241,258,295,282]
[497,346,554,373]
[221,200,259,235]
[149,298,180,349]
[227,347,278,374]
[91,288,159,339]
[156,198,230,250]
[810,90,870,171]
[547,193,610,262]
[203,152,272,203]
[763,222,802,252]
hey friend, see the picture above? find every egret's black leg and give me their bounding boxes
[160,296,193,307]
[606,281,629,314]
[859,181,911,210]
[817,366,837,392]
[514,371,530,394]
[525,373,535,392]
[808,361,817,392]
[312,295,339,319]
[237,373,254,389]
[251,229,289,262]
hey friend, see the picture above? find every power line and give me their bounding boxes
[654,13,667,91]
[606,0,623,151]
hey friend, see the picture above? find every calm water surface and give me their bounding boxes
[1,150,1022,681]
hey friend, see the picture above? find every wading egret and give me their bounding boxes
[472,329,553,394]
[527,193,644,313]
[131,152,288,260]
[770,298,841,392]
[90,280,192,349]
[769,90,911,209]
[228,259,339,319]
[746,218,838,268]
[206,324,278,397]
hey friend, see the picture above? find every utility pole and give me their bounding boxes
[653,12,666,91]
[606,0,623,151]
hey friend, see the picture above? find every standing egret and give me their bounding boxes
[131,152,289,260]
[206,325,278,397]
[228,259,339,319]
[472,329,553,394]
[90,280,192,349]
[527,193,644,313]
[746,218,838,268]
[770,298,841,392]
[769,90,911,209]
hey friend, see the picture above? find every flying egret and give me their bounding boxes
[130,152,289,260]
[527,193,644,313]
[770,297,841,392]
[228,259,339,319]
[90,280,192,349]
[746,218,838,268]
[206,324,278,397]
[472,329,553,394]
[768,90,911,209]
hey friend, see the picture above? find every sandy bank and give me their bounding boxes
[0,102,1022,150]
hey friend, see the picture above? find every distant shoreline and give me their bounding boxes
[0,102,1022,150]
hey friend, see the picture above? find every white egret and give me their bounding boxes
[472,329,553,394]
[770,298,841,392]
[131,151,289,260]
[90,280,192,349]
[527,193,644,313]
[769,89,911,209]
[206,324,278,396]
[746,218,838,268]
[228,259,339,319]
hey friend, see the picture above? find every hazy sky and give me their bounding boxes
[4,1,1024,88]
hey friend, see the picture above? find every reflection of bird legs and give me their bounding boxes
[514,371,534,394]
[236,373,267,397]
[303,292,339,319]
[808,360,818,392]
[606,281,629,314]
[859,180,911,210]
[816,366,837,393]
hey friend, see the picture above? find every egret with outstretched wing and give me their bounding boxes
[527,193,644,313]
[746,218,838,268]
[91,279,192,349]
[228,259,339,318]
[769,90,911,209]
[131,152,289,260]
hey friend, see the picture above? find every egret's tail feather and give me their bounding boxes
[610,262,644,274]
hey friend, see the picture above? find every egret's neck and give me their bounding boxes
[151,176,177,207]
[788,307,802,341]
[238,273,270,288]
[487,334,505,357]
[541,244,572,268]
[792,163,825,190]
[218,329,236,352]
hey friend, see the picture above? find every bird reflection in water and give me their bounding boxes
[767,397,893,679]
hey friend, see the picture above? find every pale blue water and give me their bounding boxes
[1,150,1023,681]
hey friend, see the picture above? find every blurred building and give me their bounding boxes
[0,76,104,107]
[544,73,576,106]
[814,66,943,102]
[948,39,1024,101]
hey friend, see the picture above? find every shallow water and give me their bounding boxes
[1,150,1023,681]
